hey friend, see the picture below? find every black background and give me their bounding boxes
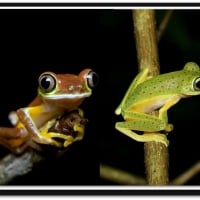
[0,8,199,185]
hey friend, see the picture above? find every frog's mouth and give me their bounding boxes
[42,92,91,99]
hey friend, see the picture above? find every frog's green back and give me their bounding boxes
[124,64,200,111]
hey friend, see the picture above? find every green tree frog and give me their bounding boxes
[115,62,200,147]
[0,69,98,152]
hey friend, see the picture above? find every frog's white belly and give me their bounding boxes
[143,99,167,113]
[137,95,182,114]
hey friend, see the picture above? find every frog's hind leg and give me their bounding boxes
[115,123,169,147]
[0,127,27,139]
[115,112,170,146]
[0,127,31,153]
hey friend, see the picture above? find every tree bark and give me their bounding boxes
[133,9,169,185]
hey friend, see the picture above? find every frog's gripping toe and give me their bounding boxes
[44,110,87,148]
[43,124,85,148]
[143,133,169,147]
[116,126,169,147]
[53,125,84,148]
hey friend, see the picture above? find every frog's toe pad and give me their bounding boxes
[64,140,73,147]
[73,124,84,134]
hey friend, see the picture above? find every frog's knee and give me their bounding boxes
[164,124,173,133]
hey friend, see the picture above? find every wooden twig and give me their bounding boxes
[0,150,42,184]
[100,161,200,185]
[132,10,169,185]
[157,10,174,42]
[170,161,200,185]
[100,163,146,185]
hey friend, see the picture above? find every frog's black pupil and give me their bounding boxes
[41,77,50,90]
[87,71,99,88]
[196,79,200,90]
[92,72,99,87]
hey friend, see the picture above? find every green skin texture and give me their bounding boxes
[115,62,200,146]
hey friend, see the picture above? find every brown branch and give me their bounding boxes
[170,161,200,185]
[100,161,200,185]
[157,10,174,42]
[100,163,146,185]
[0,150,43,184]
[132,10,169,185]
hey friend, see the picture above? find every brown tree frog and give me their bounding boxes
[0,69,98,152]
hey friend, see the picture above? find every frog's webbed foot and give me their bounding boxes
[40,131,74,147]
[39,109,87,148]
[40,124,85,148]
[142,132,169,146]
[116,127,169,147]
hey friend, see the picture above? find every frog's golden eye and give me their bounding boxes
[86,70,99,89]
[38,72,57,93]
[193,77,200,91]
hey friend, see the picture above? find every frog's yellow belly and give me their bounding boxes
[129,95,181,113]
[15,108,62,132]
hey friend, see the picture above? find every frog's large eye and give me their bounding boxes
[38,72,57,93]
[86,70,99,89]
[193,77,200,91]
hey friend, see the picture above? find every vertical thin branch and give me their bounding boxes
[157,10,173,42]
[132,10,169,185]
[133,10,160,76]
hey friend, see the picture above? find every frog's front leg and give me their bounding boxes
[115,68,152,115]
[115,111,170,147]
[39,120,75,148]
[17,107,85,148]
[158,96,181,125]
[41,109,86,147]
[16,106,62,147]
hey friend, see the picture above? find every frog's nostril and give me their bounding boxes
[68,85,74,91]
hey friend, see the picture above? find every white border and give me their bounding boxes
[0,0,198,9]
[0,185,199,190]
[0,0,199,2]
[8,7,200,9]
[0,0,199,192]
